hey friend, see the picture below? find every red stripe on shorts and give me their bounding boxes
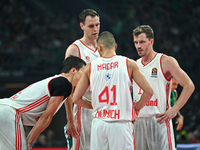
[166,121,173,150]
[15,110,22,150]
[75,105,81,150]
[132,125,135,150]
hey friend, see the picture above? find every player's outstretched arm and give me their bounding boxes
[156,56,194,124]
[73,64,92,109]
[64,45,80,138]
[129,59,153,114]
[26,96,63,150]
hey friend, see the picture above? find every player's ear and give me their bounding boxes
[150,39,154,45]
[115,43,117,51]
[98,44,103,52]
[80,22,84,30]
[70,68,76,75]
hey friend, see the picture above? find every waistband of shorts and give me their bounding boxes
[94,117,132,123]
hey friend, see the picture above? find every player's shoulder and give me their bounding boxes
[160,53,177,65]
[65,41,80,58]
[127,58,138,69]
[49,76,72,91]
[50,76,71,86]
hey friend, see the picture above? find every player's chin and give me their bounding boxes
[138,52,145,57]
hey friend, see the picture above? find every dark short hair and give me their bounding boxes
[97,31,115,49]
[61,56,86,73]
[79,9,99,24]
[133,25,154,40]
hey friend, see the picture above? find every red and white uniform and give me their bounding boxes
[72,39,100,150]
[0,74,67,150]
[132,53,175,150]
[89,55,135,150]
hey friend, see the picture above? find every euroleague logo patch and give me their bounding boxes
[151,67,158,78]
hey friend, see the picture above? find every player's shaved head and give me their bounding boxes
[97,31,116,49]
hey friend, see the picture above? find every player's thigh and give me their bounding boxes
[108,121,134,150]
[154,120,176,150]
[90,118,108,150]
[138,117,176,150]
[133,118,148,150]
[0,105,26,150]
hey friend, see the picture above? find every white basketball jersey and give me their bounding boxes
[132,53,171,118]
[73,39,100,100]
[90,55,134,121]
[72,39,100,150]
[0,74,65,126]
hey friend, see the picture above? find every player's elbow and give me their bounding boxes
[189,81,195,94]
[185,79,195,95]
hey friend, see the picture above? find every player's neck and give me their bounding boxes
[101,51,116,58]
[61,73,72,83]
[142,50,156,65]
[80,37,97,49]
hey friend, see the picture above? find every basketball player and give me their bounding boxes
[73,31,153,150]
[64,9,100,150]
[132,25,194,150]
[0,56,86,150]
[171,78,184,149]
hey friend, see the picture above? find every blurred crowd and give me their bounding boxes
[1,0,200,147]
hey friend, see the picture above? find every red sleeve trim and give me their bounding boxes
[126,58,133,83]
[73,43,81,58]
[160,54,171,82]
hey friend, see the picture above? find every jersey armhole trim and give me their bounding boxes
[89,62,92,84]
[126,58,133,83]
[160,54,171,82]
[47,79,52,96]
[73,43,81,58]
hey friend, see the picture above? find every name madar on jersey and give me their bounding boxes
[97,61,119,71]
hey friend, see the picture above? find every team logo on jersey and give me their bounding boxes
[106,73,111,80]
[85,56,91,62]
[151,67,158,78]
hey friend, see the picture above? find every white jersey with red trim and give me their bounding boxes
[0,74,65,126]
[73,39,100,100]
[90,55,134,121]
[132,53,171,118]
[73,39,100,64]
[72,39,100,150]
